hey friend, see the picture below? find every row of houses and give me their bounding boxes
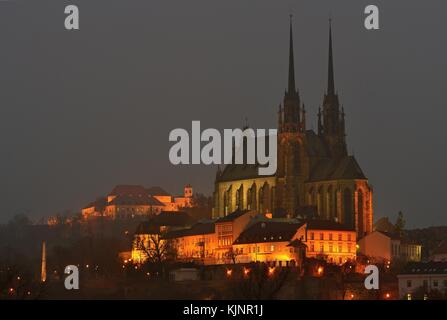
[131,210,357,266]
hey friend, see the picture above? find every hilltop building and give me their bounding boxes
[81,184,193,220]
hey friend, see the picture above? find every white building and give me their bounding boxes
[397,261,447,300]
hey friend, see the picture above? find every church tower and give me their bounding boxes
[318,21,347,159]
[275,16,307,217]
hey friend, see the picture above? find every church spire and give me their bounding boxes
[327,19,335,96]
[287,15,296,95]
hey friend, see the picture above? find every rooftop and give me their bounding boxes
[234,221,303,245]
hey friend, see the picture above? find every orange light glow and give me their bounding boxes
[268,267,275,276]
[317,266,324,275]
[226,269,232,277]
[350,294,354,299]
[243,267,250,276]
[385,293,390,299]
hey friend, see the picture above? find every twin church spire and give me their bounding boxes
[287,16,296,96]
[279,17,346,157]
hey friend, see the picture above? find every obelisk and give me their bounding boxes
[41,241,46,282]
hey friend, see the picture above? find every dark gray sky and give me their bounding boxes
[0,0,446,228]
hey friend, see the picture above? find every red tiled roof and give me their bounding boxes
[109,185,148,197]
[109,194,164,206]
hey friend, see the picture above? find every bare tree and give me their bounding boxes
[135,235,177,277]
[225,248,241,264]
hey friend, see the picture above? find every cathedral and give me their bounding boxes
[213,20,373,238]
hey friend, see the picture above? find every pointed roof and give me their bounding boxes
[327,19,335,96]
[287,15,296,95]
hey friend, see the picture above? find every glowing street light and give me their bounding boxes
[243,267,250,277]
[226,269,232,277]
[268,267,275,277]
[317,266,324,276]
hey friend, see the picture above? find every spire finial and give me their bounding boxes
[287,14,296,95]
[243,117,249,130]
[327,18,335,96]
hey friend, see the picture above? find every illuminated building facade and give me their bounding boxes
[82,184,193,220]
[232,220,306,266]
[295,220,356,264]
[131,211,194,263]
[164,221,217,264]
[131,209,356,266]
[213,20,373,239]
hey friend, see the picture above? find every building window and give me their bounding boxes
[310,232,315,240]
[423,280,428,288]
[347,234,351,241]
[338,244,342,253]
[338,234,342,241]
[407,293,412,300]
[407,280,412,288]
[320,233,324,240]
[270,245,275,252]
[433,280,439,287]
[320,243,324,252]
[329,243,333,253]
[329,234,333,241]
[443,280,447,288]
[310,243,315,252]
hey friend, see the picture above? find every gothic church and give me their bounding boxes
[213,20,373,238]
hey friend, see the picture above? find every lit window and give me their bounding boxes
[338,234,342,241]
[320,233,324,240]
[329,234,333,241]
[270,245,275,252]
[310,232,315,240]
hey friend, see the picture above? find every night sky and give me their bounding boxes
[0,0,446,228]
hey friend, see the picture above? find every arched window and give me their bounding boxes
[247,183,256,210]
[270,187,276,212]
[327,186,333,220]
[317,186,324,217]
[236,185,243,209]
[223,192,228,215]
[307,187,314,205]
[225,186,232,214]
[357,189,364,237]
[344,188,353,228]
